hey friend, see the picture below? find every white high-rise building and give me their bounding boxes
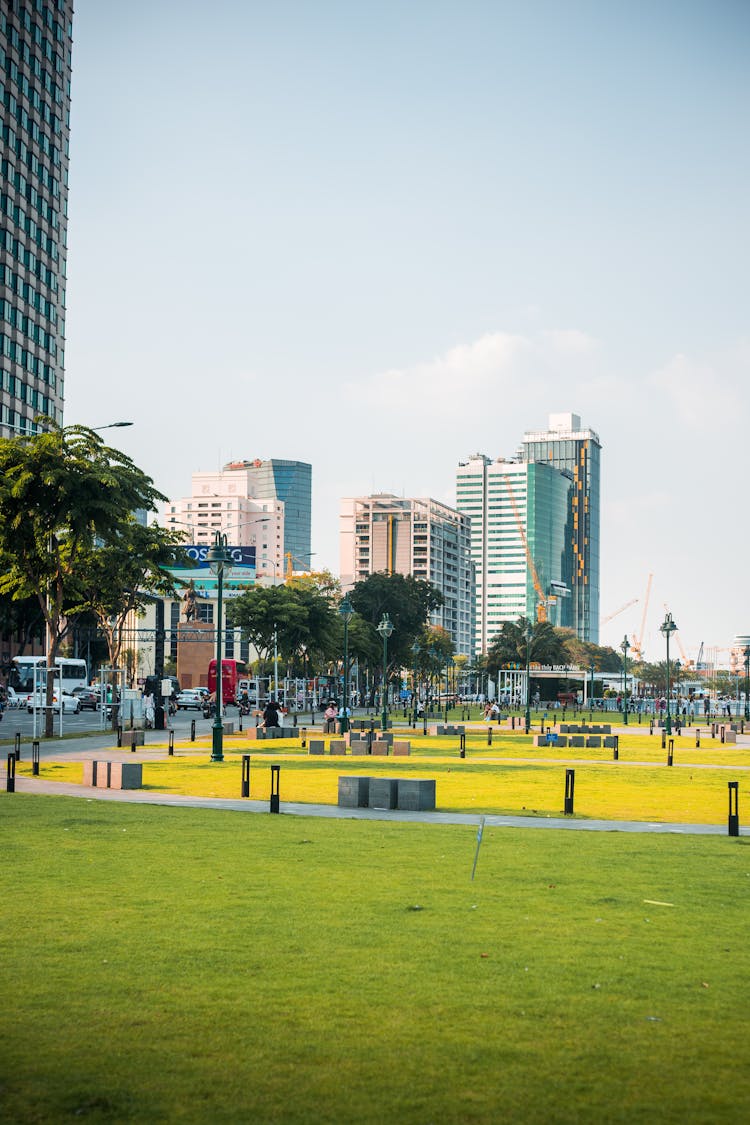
[339,493,475,656]
[164,467,284,582]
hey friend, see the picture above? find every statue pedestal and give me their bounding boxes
[176,621,214,690]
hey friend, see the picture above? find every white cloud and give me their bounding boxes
[542,329,598,355]
[649,346,748,428]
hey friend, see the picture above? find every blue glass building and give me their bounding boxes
[244,458,312,571]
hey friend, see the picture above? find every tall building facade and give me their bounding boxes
[339,493,475,656]
[228,459,312,571]
[518,413,601,643]
[165,466,285,581]
[0,1,73,435]
[456,457,572,653]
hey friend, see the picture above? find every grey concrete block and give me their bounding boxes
[392,741,411,756]
[368,777,399,809]
[308,740,325,755]
[109,762,142,790]
[371,740,390,756]
[586,736,601,748]
[337,775,371,808]
[397,778,436,811]
[329,740,347,755]
[570,736,584,748]
[533,735,548,747]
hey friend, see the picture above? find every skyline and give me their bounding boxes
[59,1,749,663]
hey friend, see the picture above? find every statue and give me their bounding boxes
[182,580,197,621]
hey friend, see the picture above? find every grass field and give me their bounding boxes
[2,794,750,1123]
[21,722,750,825]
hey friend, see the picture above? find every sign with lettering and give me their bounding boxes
[184,544,256,569]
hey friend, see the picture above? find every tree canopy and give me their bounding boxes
[348,572,444,676]
[0,422,167,732]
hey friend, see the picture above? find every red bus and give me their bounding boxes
[208,659,247,705]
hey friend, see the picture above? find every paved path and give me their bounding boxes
[2,724,746,837]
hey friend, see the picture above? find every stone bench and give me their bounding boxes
[308,740,325,755]
[83,761,142,790]
[371,740,390,756]
[337,775,437,811]
[392,741,411,756]
[585,736,601,748]
[329,740,347,754]
[533,734,548,747]
[350,740,370,755]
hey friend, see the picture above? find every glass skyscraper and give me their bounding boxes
[518,413,601,643]
[244,458,312,570]
[0,1,72,435]
[456,456,572,653]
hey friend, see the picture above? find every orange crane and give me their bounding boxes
[663,603,694,668]
[600,597,638,626]
[501,474,553,623]
[630,573,653,660]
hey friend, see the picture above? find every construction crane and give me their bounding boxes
[630,573,653,660]
[600,597,638,626]
[501,474,554,623]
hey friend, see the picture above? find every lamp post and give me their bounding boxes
[524,620,532,734]
[339,595,353,733]
[744,647,750,723]
[207,530,231,761]
[674,660,681,721]
[377,612,394,732]
[411,641,420,725]
[620,635,630,725]
[589,662,595,712]
[660,611,677,736]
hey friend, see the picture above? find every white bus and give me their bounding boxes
[9,655,88,698]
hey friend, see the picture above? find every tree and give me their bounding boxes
[486,618,567,673]
[228,583,339,678]
[349,572,444,679]
[70,521,188,670]
[0,423,166,734]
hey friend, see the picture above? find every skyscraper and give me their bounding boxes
[456,456,572,653]
[237,459,312,571]
[518,413,601,643]
[339,493,475,656]
[0,2,73,435]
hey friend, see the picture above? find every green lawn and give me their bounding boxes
[2,795,750,1123]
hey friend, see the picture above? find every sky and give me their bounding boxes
[62,0,750,664]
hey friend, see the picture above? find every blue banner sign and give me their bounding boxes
[184,544,256,568]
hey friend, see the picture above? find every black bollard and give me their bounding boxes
[168,730,175,756]
[423,715,428,736]
[487,726,492,746]
[32,740,40,776]
[720,726,726,744]
[14,732,21,761]
[293,712,297,727]
[270,764,280,813]
[116,725,123,748]
[638,712,642,725]
[190,719,196,742]
[6,752,16,792]
[661,732,666,750]
[564,768,575,815]
[649,719,654,735]
[613,735,619,761]
[667,739,674,767]
[131,730,137,753]
[301,726,307,748]
[241,754,250,798]
[459,733,466,759]
[696,729,701,748]
[728,781,739,837]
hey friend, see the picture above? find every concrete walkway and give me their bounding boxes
[1,724,746,837]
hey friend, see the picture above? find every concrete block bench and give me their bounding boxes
[392,741,411,756]
[586,736,601,748]
[84,761,142,790]
[329,740,347,754]
[371,740,390,756]
[350,740,370,755]
[308,740,325,755]
[337,775,437,812]
[533,735,548,747]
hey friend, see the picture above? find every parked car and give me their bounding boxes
[175,689,206,710]
[27,691,81,714]
[71,686,100,711]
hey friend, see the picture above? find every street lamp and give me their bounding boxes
[377,612,394,733]
[589,662,595,712]
[524,620,533,733]
[660,611,677,736]
[744,647,750,723]
[411,641,420,725]
[206,530,231,761]
[620,635,630,725]
[339,595,353,733]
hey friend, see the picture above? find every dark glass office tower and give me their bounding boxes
[519,413,601,643]
[0,0,72,435]
[242,458,312,570]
